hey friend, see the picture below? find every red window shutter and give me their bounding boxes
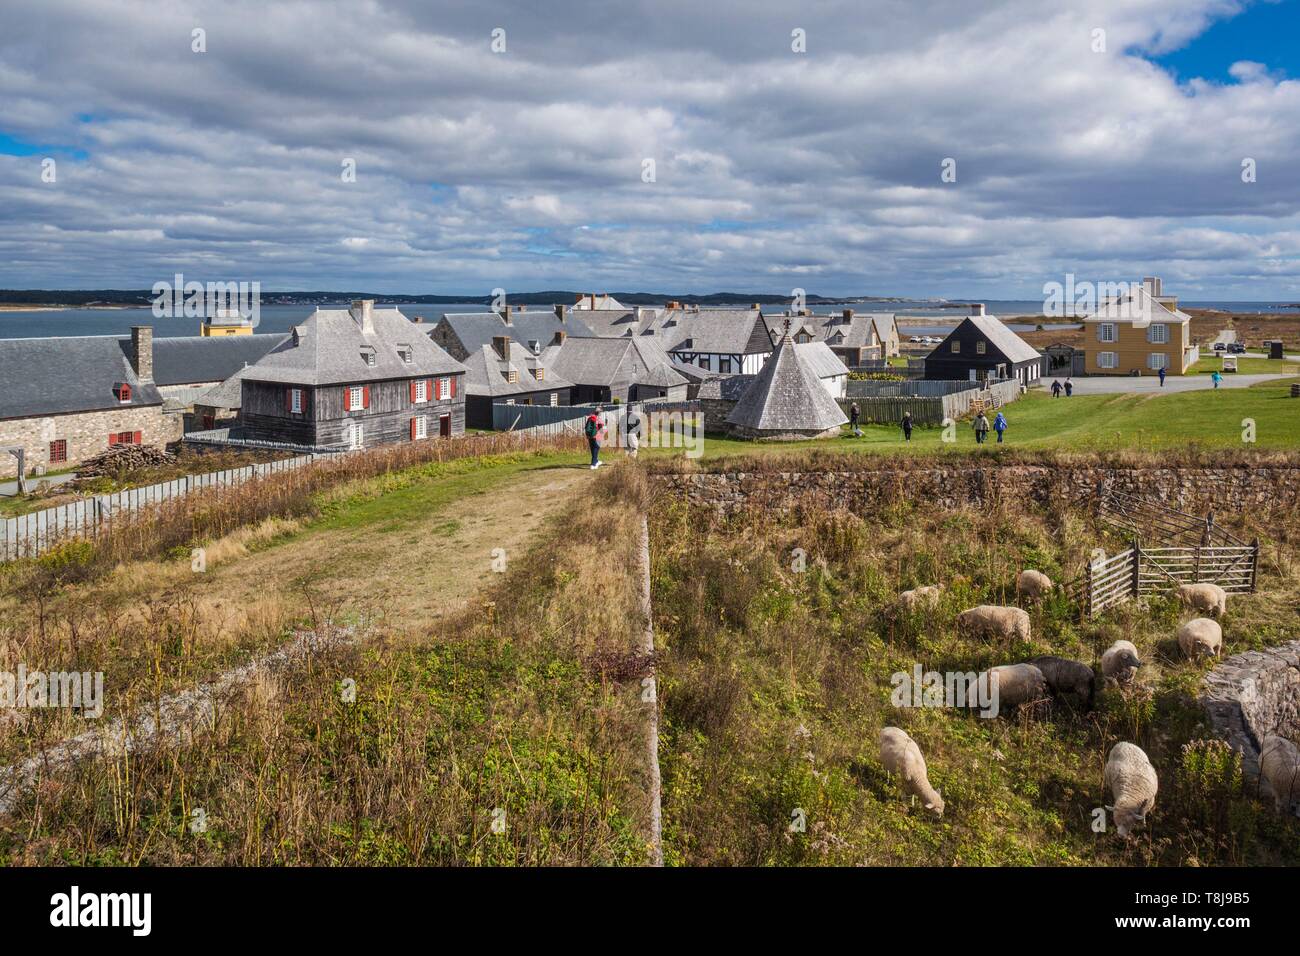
[286,388,293,412]
[343,387,351,412]
[426,378,434,401]
[133,431,142,444]
[410,417,417,440]
[409,380,416,403]
[107,433,117,448]
[363,385,370,409]
[450,375,456,398]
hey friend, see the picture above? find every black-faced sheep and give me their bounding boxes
[1100,640,1143,685]
[1028,655,1096,709]
[1260,735,1300,816]
[1176,582,1227,618]
[1104,741,1158,838]
[1176,618,1223,659]
[878,727,944,817]
[957,605,1031,642]
[1016,569,1053,601]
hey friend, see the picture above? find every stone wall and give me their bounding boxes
[1201,642,1300,787]
[654,464,1300,521]
[0,405,175,479]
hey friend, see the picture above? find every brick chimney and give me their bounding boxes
[129,326,154,384]
[842,308,853,324]
[501,307,512,326]
[492,335,511,360]
[552,330,567,347]
[350,299,375,334]
[554,304,567,322]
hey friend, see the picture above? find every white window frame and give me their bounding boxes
[1099,323,1117,343]
[413,379,428,404]
[1098,351,1119,369]
[1148,352,1168,371]
[1149,323,1167,344]
[976,341,986,355]
[290,388,304,414]
[438,377,451,400]
[348,385,364,410]
[951,340,961,353]
[413,415,427,440]
[549,392,558,406]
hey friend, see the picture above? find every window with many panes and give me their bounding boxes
[1099,323,1116,343]
[1150,323,1167,344]
[349,385,364,409]
[1148,353,1167,370]
[49,439,67,463]
[1098,351,1119,369]
[438,377,451,399]
[414,379,428,403]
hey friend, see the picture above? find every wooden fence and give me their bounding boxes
[1070,537,1259,618]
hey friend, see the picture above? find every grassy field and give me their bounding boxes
[1188,356,1297,376]
[649,488,1300,865]
[638,381,1300,462]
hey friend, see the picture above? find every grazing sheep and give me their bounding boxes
[1176,582,1228,618]
[957,605,1031,642]
[1260,735,1300,816]
[1104,742,1158,838]
[1017,569,1053,601]
[1100,640,1143,685]
[1029,655,1096,709]
[897,584,944,614]
[1176,618,1223,660]
[878,727,944,817]
[973,663,1049,715]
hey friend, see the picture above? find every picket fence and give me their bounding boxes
[1,454,322,562]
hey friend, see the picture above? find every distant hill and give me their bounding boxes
[0,289,908,308]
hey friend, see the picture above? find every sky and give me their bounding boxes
[1,0,1299,299]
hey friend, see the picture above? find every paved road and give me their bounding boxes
[1042,373,1292,395]
[0,471,75,497]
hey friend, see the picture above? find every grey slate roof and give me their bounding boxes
[145,333,286,386]
[954,315,1042,364]
[568,308,642,337]
[726,331,848,433]
[243,306,465,386]
[460,341,573,398]
[436,310,595,357]
[642,307,771,354]
[0,335,162,420]
[194,366,255,410]
[542,335,689,389]
[795,341,850,379]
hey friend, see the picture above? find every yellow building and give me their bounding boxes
[1082,277,1194,376]
[201,308,255,336]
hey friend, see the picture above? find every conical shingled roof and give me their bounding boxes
[726,326,848,437]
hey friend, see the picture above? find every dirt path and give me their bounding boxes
[200,463,590,635]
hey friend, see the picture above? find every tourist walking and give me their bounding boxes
[625,409,641,459]
[849,401,861,437]
[1158,366,1167,387]
[1064,378,1073,397]
[973,411,990,444]
[993,411,1007,444]
[585,407,604,469]
[901,411,913,442]
[1051,379,1062,398]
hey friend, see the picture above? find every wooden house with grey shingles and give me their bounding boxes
[238,300,466,449]
[725,324,848,440]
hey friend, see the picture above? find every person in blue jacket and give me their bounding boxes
[993,411,1008,443]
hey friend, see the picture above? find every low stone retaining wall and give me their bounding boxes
[655,464,1300,520]
[1201,641,1300,784]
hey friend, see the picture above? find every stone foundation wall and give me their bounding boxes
[1201,642,1300,785]
[654,464,1300,521]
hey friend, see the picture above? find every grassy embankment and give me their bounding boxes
[649,476,1300,865]
[1,445,660,865]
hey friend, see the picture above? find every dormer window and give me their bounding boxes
[361,346,377,367]
[533,367,545,381]
[397,344,413,364]
[507,368,519,383]
[113,382,132,403]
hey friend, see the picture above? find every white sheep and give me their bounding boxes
[1100,640,1143,685]
[1016,569,1053,601]
[1104,741,1158,838]
[1176,618,1223,660]
[1176,582,1227,618]
[1260,735,1300,816]
[897,584,944,613]
[977,663,1049,715]
[957,605,1031,642]
[878,727,944,818]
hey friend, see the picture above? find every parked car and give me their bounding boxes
[1227,342,1245,354]
[909,335,923,343]
[1213,342,1227,352]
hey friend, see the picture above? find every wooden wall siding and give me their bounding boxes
[1085,321,1192,375]
[466,387,567,429]
[240,374,465,447]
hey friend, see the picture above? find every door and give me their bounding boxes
[439,414,451,438]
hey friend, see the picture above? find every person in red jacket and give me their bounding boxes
[584,408,604,469]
